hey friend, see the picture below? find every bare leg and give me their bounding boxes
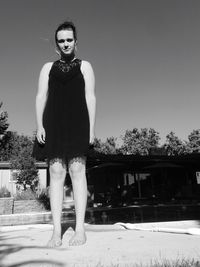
[47,160,66,247]
[68,157,87,246]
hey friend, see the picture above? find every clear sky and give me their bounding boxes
[1,0,200,145]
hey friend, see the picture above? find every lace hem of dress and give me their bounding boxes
[55,58,81,73]
[48,155,86,167]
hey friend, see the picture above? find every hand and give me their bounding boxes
[36,127,46,144]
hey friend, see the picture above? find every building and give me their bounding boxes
[86,153,200,205]
[0,161,47,196]
[1,153,200,204]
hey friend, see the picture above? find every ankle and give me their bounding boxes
[75,227,85,233]
[53,228,61,236]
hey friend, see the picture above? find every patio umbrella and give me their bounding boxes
[88,162,127,171]
[143,162,184,170]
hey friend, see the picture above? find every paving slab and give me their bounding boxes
[0,221,200,267]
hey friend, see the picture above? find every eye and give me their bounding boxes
[67,38,73,42]
[57,39,65,44]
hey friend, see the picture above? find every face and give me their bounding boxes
[56,29,76,56]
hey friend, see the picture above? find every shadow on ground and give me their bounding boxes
[0,233,65,267]
[61,222,75,239]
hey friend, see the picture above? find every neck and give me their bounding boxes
[60,53,75,63]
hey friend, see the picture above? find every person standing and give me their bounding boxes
[33,21,96,247]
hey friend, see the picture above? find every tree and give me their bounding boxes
[104,137,119,154]
[11,146,39,191]
[0,131,13,161]
[0,102,9,139]
[0,131,34,161]
[163,132,187,155]
[0,131,39,191]
[92,137,102,152]
[93,137,119,154]
[120,128,160,155]
[186,129,200,153]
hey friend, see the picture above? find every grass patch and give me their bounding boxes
[134,258,200,267]
[88,259,200,267]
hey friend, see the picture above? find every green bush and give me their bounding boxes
[10,134,39,192]
[38,188,50,210]
[14,188,37,200]
[0,186,11,198]
[14,188,50,211]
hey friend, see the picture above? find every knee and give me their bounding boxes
[50,163,66,179]
[69,164,85,179]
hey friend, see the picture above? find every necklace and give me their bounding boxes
[56,57,79,72]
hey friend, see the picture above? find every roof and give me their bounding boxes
[0,161,48,169]
[87,153,200,171]
[1,153,200,170]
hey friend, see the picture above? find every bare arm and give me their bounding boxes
[36,62,53,143]
[81,60,96,143]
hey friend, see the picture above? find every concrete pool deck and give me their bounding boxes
[0,220,200,267]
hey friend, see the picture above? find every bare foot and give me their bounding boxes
[47,232,62,248]
[69,231,86,246]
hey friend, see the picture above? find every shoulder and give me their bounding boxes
[40,62,54,76]
[81,60,93,69]
[80,60,94,76]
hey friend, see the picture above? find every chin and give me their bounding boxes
[60,50,75,59]
[63,50,73,54]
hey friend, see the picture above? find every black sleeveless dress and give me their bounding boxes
[32,58,90,163]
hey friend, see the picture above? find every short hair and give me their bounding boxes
[55,21,77,44]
